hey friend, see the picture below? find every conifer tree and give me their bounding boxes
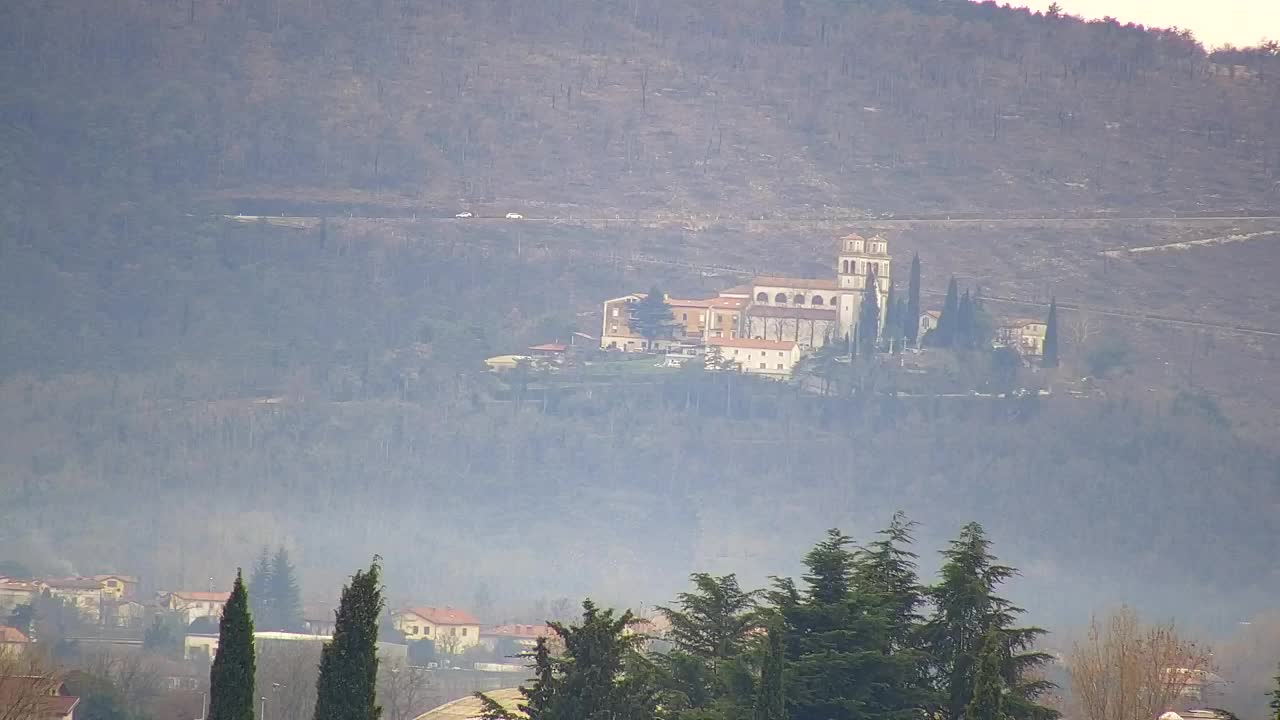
[1042,299,1059,368]
[859,272,881,357]
[925,524,1057,720]
[269,547,303,632]
[906,254,922,345]
[660,573,760,673]
[314,558,384,720]
[854,512,925,651]
[933,277,960,347]
[883,282,897,349]
[248,548,273,631]
[208,571,255,720]
[965,631,1006,720]
[630,287,677,347]
[753,621,786,720]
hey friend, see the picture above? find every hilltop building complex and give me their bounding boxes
[601,232,892,357]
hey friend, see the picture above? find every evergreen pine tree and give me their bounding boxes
[925,524,1057,720]
[660,573,761,673]
[965,631,1006,720]
[248,548,273,631]
[314,558,384,720]
[775,529,916,720]
[208,571,255,720]
[629,287,677,348]
[753,621,786,720]
[854,512,926,651]
[858,272,881,357]
[269,547,303,632]
[906,255,922,346]
[1042,299,1059,368]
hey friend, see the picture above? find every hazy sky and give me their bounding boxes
[1016,0,1278,48]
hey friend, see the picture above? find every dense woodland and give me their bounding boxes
[2,0,1280,705]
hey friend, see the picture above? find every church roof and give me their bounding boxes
[752,276,840,290]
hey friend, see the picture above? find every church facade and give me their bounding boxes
[600,232,891,354]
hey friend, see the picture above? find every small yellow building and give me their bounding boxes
[997,319,1048,356]
[393,607,482,653]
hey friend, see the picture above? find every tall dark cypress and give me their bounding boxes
[906,254,922,345]
[1042,299,1059,368]
[858,272,881,357]
[314,559,384,720]
[883,282,897,348]
[208,571,255,720]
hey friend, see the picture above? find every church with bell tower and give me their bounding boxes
[724,231,893,351]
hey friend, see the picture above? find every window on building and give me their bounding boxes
[812,296,824,306]
[759,363,766,369]
[774,293,787,303]
[777,364,784,370]
[682,313,688,321]
[611,307,619,317]
[778,351,784,356]
[842,260,850,274]
[409,625,419,634]
[755,292,768,302]
[793,294,805,305]
[462,628,468,636]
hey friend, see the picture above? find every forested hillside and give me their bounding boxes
[1,0,1278,223]
[2,0,1280,637]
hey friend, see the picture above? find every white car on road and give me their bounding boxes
[505,212,524,219]
[455,211,473,218]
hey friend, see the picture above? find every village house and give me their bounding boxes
[708,337,802,379]
[92,575,138,601]
[42,578,105,624]
[601,232,892,355]
[918,310,941,339]
[158,591,230,626]
[302,605,336,636]
[0,677,80,720]
[0,625,31,656]
[479,624,559,654]
[0,578,40,610]
[392,607,482,654]
[101,599,147,628]
[997,318,1048,357]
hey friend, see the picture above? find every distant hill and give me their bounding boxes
[1,0,1278,224]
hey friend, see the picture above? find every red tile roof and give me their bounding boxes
[0,626,30,643]
[752,276,840,290]
[709,337,798,351]
[168,591,231,602]
[746,305,839,321]
[482,624,556,639]
[401,607,481,626]
[0,678,79,718]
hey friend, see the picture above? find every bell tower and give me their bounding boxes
[834,233,892,338]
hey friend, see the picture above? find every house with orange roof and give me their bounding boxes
[158,591,231,625]
[0,625,31,656]
[0,677,80,720]
[393,607,482,653]
[599,293,747,352]
[41,578,105,624]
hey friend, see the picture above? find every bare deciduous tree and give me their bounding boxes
[0,653,61,720]
[1067,606,1213,720]
[377,658,434,720]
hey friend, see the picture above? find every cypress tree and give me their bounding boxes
[269,547,303,632]
[965,631,1006,720]
[883,282,897,349]
[906,254,922,345]
[753,621,786,720]
[314,558,384,720]
[208,571,255,720]
[933,277,959,347]
[859,272,881,357]
[1042,299,1059,368]
[629,286,677,348]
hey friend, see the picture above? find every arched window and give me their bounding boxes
[774,293,787,304]
[812,296,824,306]
[756,292,768,302]
[793,294,805,305]
[842,259,850,274]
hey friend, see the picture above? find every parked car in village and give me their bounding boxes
[504,212,524,219]
[455,211,473,218]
